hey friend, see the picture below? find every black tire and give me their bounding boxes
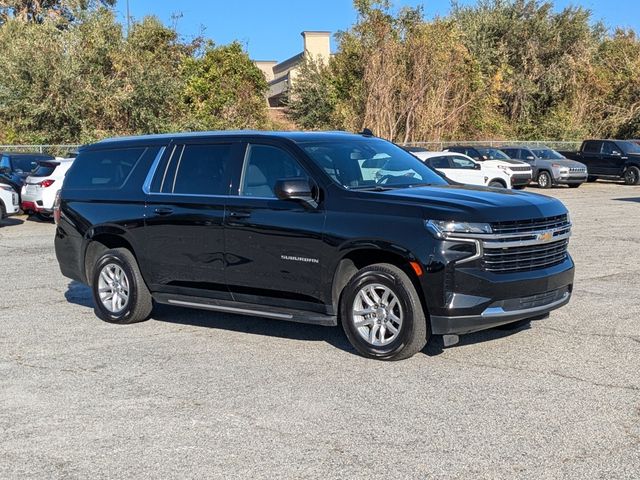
[488,180,506,188]
[0,201,5,220]
[568,183,581,188]
[623,166,640,185]
[512,185,527,190]
[537,171,552,189]
[91,248,153,324]
[587,176,597,182]
[340,263,428,361]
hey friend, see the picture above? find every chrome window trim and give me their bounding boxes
[141,146,167,195]
[171,145,186,193]
[159,145,178,193]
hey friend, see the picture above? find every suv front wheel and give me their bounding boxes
[340,263,428,361]
[91,248,153,324]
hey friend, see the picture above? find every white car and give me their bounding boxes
[411,151,513,188]
[21,158,74,220]
[0,183,20,219]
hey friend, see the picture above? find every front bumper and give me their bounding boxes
[510,174,532,186]
[555,173,587,185]
[431,286,571,334]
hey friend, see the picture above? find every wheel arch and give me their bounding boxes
[83,226,138,283]
[330,245,428,316]
[487,178,507,188]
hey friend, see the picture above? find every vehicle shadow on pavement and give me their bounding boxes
[63,281,357,355]
[424,322,532,356]
[613,197,640,203]
[65,281,95,308]
[152,302,357,354]
[0,217,25,227]
[63,281,534,358]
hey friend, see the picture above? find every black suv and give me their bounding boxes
[55,132,575,360]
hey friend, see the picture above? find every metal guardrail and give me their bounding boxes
[402,140,582,151]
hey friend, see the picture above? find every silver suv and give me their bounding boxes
[501,146,588,189]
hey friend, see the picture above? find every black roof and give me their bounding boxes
[85,131,372,150]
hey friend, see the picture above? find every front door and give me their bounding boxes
[601,141,625,176]
[142,140,243,299]
[224,142,327,311]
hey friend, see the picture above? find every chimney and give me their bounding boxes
[301,31,331,63]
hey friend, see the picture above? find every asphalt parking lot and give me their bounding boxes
[1,182,639,479]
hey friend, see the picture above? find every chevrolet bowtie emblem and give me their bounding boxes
[537,231,554,242]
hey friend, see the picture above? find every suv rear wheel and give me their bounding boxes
[91,248,153,324]
[340,263,428,361]
[624,166,640,185]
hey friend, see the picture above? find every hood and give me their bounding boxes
[545,159,586,168]
[367,184,567,223]
[482,159,531,169]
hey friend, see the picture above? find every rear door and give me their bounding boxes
[224,140,327,311]
[142,139,243,299]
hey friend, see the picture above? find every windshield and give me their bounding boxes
[476,148,510,160]
[11,157,39,173]
[531,148,564,160]
[618,141,640,154]
[301,138,447,189]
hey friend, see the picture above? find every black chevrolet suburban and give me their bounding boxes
[55,131,575,360]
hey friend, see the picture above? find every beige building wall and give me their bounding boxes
[255,31,331,107]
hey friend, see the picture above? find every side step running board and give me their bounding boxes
[153,293,337,327]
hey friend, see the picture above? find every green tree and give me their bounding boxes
[181,41,268,130]
[0,0,115,25]
[286,56,336,130]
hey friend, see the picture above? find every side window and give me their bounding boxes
[501,149,514,158]
[171,144,232,196]
[64,147,148,189]
[241,144,308,198]
[451,156,476,169]
[601,141,619,155]
[584,141,602,154]
[430,156,451,169]
[0,155,9,169]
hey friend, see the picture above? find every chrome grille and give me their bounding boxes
[569,167,587,173]
[491,214,569,235]
[483,239,569,273]
[480,215,571,273]
[508,166,532,172]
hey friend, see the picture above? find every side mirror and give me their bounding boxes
[0,166,10,175]
[526,156,535,161]
[612,150,621,156]
[274,178,318,208]
[474,163,481,170]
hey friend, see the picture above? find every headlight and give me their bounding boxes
[426,220,493,238]
[497,165,510,172]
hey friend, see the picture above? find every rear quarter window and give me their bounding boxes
[64,147,147,189]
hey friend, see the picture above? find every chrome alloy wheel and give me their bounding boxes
[98,263,130,313]
[352,283,403,346]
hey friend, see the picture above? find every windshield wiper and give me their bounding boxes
[350,185,394,191]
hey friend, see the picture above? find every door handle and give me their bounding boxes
[154,207,174,216]
[229,211,251,219]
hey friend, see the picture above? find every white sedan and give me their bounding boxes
[411,151,513,188]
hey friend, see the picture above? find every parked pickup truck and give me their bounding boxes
[560,140,640,185]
